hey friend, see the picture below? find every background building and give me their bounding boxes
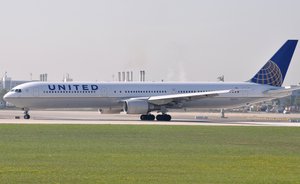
[0,73,32,108]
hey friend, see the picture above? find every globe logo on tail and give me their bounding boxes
[251,60,283,87]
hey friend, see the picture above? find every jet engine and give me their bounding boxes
[123,99,152,114]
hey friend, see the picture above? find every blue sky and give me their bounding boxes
[0,0,299,85]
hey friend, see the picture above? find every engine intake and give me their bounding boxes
[123,99,150,114]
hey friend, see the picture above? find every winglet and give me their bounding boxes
[250,40,298,87]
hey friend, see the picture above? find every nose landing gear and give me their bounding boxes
[23,108,31,119]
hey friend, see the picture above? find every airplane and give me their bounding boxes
[3,40,299,121]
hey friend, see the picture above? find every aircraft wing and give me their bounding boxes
[264,86,300,98]
[148,90,232,105]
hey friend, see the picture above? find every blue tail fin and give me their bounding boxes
[250,40,298,86]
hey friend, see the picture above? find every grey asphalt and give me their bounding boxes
[0,110,300,127]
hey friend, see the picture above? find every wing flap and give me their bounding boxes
[148,90,232,105]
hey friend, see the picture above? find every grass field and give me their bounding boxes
[0,125,300,184]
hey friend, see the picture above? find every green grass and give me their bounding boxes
[0,125,300,184]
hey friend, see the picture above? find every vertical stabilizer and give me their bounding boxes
[250,40,298,86]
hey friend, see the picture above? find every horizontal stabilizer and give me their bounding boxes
[264,86,300,98]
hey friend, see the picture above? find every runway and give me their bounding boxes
[0,109,300,127]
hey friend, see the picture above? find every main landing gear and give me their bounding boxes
[140,114,172,121]
[140,114,155,121]
[156,114,171,121]
[23,108,31,119]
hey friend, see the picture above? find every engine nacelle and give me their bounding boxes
[123,100,150,114]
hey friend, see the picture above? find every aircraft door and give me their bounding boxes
[100,87,108,97]
[172,88,177,94]
[33,88,39,97]
[237,87,249,97]
[244,87,250,97]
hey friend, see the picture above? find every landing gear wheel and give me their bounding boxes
[23,109,30,119]
[156,114,171,121]
[165,114,171,121]
[148,114,155,121]
[24,114,30,119]
[140,114,155,121]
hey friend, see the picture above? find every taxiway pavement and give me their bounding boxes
[0,110,300,127]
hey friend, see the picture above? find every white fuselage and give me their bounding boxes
[4,81,280,112]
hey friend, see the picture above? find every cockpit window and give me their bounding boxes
[10,89,22,93]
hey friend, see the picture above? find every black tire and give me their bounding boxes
[24,114,30,119]
[149,114,155,121]
[140,115,146,120]
[166,114,171,121]
[156,114,163,121]
[156,114,171,121]
[140,114,155,121]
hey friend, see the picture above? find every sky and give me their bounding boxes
[0,0,300,85]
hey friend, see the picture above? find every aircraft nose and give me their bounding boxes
[3,93,11,102]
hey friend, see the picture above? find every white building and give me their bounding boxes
[1,73,31,91]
